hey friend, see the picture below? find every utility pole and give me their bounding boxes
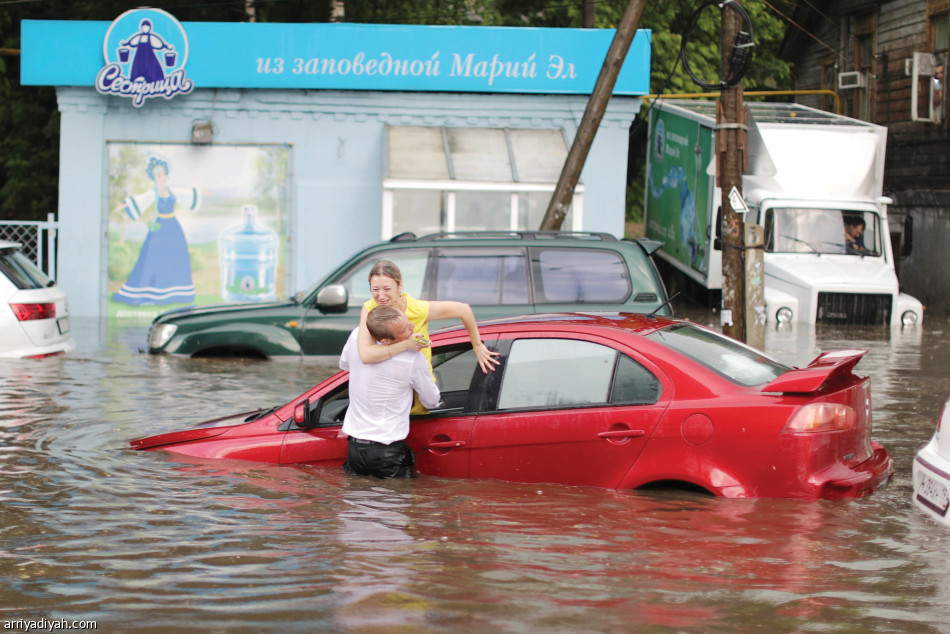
[583,0,596,28]
[539,0,648,231]
[717,1,746,341]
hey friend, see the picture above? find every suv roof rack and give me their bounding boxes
[410,231,618,242]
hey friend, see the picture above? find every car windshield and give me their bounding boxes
[764,208,881,256]
[0,246,52,290]
[647,323,790,387]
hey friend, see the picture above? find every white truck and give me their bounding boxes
[643,99,923,326]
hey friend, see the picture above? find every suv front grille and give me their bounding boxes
[816,292,892,325]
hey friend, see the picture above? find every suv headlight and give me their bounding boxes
[148,323,178,350]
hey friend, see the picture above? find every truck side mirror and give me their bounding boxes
[316,284,348,313]
[901,215,914,257]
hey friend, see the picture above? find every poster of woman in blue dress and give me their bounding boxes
[112,155,201,305]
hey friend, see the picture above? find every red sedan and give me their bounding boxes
[130,313,893,499]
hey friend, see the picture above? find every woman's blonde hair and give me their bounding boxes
[368,259,402,285]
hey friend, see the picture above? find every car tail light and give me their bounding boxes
[10,302,56,321]
[784,403,855,433]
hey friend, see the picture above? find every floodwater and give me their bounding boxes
[1,312,950,633]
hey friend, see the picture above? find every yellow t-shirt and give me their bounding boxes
[364,293,432,369]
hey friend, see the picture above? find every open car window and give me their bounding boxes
[424,344,483,415]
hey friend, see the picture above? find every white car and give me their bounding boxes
[913,398,950,525]
[0,239,75,358]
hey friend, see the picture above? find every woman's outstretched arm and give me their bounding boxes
[428,301,500,373]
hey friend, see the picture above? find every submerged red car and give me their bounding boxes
[130,313,893,499]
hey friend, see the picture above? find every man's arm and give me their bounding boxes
[409,354,441,410]
[357,305,422,363]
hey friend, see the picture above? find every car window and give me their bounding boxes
[433,254,529,305]
[497,338,616,409]
[647,323,790,387]
[0,247,51,290]
[532,248,630,303]
[334,250,430,307]
[431,347,478,391]
[610,354,661,404]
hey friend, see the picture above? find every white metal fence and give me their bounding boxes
[0,213,59,278]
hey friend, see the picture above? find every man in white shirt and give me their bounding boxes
[340,305,441,479]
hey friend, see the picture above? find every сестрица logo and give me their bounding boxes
[96,8,194,107]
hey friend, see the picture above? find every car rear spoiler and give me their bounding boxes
[762,349,867,394]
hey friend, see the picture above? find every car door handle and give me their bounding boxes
[598,429,646,439]
[423,440,467,449]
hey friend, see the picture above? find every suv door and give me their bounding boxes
[426,247,533,329]
[300,248,432,358]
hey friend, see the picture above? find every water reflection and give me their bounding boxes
[0,315,949,631]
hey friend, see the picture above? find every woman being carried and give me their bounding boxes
[356,259,500,380]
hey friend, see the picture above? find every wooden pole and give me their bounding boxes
[539,0,649,231]
[717,1,746,341]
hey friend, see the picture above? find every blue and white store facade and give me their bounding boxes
[22,9,651,319]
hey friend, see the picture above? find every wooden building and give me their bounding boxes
[780,0,950,315]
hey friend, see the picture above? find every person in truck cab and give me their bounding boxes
[844,215,868,255]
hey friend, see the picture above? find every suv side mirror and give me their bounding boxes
[316,285,348,313]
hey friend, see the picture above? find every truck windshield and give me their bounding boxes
[764,208,881,256]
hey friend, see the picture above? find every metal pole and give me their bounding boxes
[717,1,746,341]
[539,0,649,231]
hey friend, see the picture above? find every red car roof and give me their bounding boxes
[434,311,676,338]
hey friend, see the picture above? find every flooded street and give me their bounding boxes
[2,313,950,632]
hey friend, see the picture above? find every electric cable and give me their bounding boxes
[680,0,755,91]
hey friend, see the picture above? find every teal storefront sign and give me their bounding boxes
[22,17,651,97]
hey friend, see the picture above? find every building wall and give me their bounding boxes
[783,0,950,315]
[56,87,640,317]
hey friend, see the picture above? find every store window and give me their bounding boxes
[383,126,583,239]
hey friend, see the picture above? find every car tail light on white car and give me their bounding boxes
[0,240,76,358]
[10,302,56,321]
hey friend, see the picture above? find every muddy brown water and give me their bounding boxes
[1,313,949,632]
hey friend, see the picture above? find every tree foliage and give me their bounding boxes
[0,0,796,222]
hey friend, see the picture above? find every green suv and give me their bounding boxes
[147,231,670,361]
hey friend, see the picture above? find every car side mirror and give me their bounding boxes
[316,285,348,313]
[293,397,323,429]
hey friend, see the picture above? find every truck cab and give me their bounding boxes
[644,100,924,327]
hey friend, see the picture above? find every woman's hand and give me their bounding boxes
[406,333,430,352]
[474,342,501,374]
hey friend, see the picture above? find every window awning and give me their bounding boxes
[385,125,573,184]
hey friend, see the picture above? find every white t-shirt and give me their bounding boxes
[339,328,441,445]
